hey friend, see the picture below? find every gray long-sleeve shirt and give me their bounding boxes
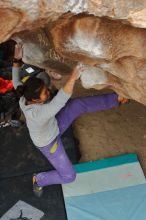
[12,67,71,147]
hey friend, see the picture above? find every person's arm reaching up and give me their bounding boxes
[37,66,82,120]
[63,66,81,95]
[12,44,23,89]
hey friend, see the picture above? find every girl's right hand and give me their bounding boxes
[63,66,84,94]
[70,66,82,81]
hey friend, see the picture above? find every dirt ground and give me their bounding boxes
[55,76,146,175]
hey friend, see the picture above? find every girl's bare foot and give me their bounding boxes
[118,96,129,104]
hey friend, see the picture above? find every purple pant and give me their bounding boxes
[36,93,118,187]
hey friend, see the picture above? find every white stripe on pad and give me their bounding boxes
[62,162,146,197]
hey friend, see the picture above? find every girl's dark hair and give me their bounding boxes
[16,77,45,101]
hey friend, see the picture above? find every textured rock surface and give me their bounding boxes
[1,1,146,104]
[1,0,146,43]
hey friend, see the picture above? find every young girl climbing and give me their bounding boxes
[12,44,128,197]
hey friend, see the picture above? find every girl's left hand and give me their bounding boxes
[14,43,23,60]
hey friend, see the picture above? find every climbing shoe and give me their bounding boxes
[32,174,43,197]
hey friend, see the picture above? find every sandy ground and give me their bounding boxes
[55,76,146,175]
